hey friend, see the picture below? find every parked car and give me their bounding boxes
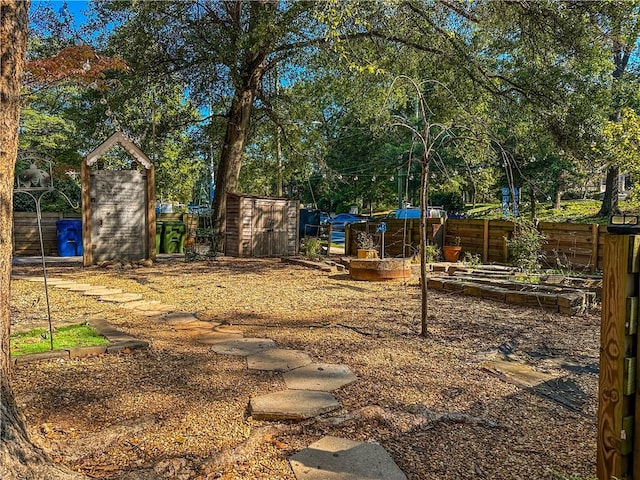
[327,213,369,231]
[389,206,447,219]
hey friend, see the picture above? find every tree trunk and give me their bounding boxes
[529,184,537,220]
[0,2,84,478]
[598,165,620,217]
[211,86,257,251]
[210,1,275,252]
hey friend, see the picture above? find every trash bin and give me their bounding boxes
[161,221,186,254]
[155,221,163,254]
[56,219,83,256]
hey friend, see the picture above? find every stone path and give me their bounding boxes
[13,273,406,479]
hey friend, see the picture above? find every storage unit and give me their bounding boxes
[56,219,83,256]
[161,221,185,254]
[225,193,299,257]
[155,221,163,254]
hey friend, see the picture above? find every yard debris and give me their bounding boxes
[10,257,599,479]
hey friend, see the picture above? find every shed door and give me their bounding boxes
[252,200,288,257]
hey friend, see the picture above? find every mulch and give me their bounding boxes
[9,257,599,479]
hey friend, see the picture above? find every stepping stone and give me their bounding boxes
[172,320,220,331]
[53,282,84,289]
[119,300,161,310]
[135,305,176,317]
[247,349,312,372]
[37,278,69,285]
[213,325,243,335]
[82,287,123,296]
[161,312,199,325]
[209,338,275,356]
[195,332,243,345]
[16,276,48,282]
[289,436,407,480]
[249,390,340,420]
[284,364,357,392]
[65,283,95,292]
[99,293,144,303]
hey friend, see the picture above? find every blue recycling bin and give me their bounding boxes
[56,219,83,257]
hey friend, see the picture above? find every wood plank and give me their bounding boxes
[626,297,638,335]
[624,357,636,396]
[598,234,636,480]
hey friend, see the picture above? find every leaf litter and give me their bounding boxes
[10,257,598,479]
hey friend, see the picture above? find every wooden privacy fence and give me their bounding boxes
[13,212,609,271]
[349,218,608,272]
[12,212,81,256]
[347,218,445,257]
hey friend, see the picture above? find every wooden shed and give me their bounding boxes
[225,193,299,257]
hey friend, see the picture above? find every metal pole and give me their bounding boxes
[18,190,54,350]
[35,195,54,350]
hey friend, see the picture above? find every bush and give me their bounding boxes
[303,237,322,260]
[430,191,465,214]
[506,218,546,272]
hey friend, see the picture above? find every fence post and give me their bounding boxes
[591,223,599,273]
[483,219,489,263]
[598,234,640,479]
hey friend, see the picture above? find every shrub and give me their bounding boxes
[303,237,322,260]
[425,244,441,263]
[506,218,546,272]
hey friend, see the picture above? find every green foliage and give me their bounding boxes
[302,237,322,260]
[10,324,108,356]
[430,191,464,214]
[506,218,546,272]
[463,251,482,267]
[356,231,375,249]
[424,244,440,263]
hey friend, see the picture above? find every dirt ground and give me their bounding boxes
[9,257,599,480]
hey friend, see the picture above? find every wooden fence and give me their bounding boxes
[11,212,185,257]
[349,218,608,272]
[347,218,445,258]
[13,212,610,271]
[12,212,81,256]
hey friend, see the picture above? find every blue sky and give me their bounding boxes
[31,0,89,26]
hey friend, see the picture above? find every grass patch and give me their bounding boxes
[10,323,108,356]
[466,198,640,224]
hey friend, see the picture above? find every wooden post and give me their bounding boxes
[147,166,156,260]
[598,235,640,479]
[327,223,333,256]
[502,235,509,263]
[591,223,599,273]
[81,161,92,267]
[483,219,489,263]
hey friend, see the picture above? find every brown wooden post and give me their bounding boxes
[483,219,489,263]
[327,223,333,255]
[81,160,92,267]
[591,223,599,273]
[502,236,509,263]
[147,166,156,260]
[598,235,640,479]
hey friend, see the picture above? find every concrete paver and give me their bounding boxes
[118,300,161,310]
[65,283,95,292]
[289,436,407,480]
[99,293,145,303]
[196,332,244,345]
[160,312,199,325]
[82,287,123,296]
[210,338,276,356]
[247,349,313,372]
[284,363,357,391]
[250,390,340,420]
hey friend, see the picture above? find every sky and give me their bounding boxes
[31,0,90,28]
